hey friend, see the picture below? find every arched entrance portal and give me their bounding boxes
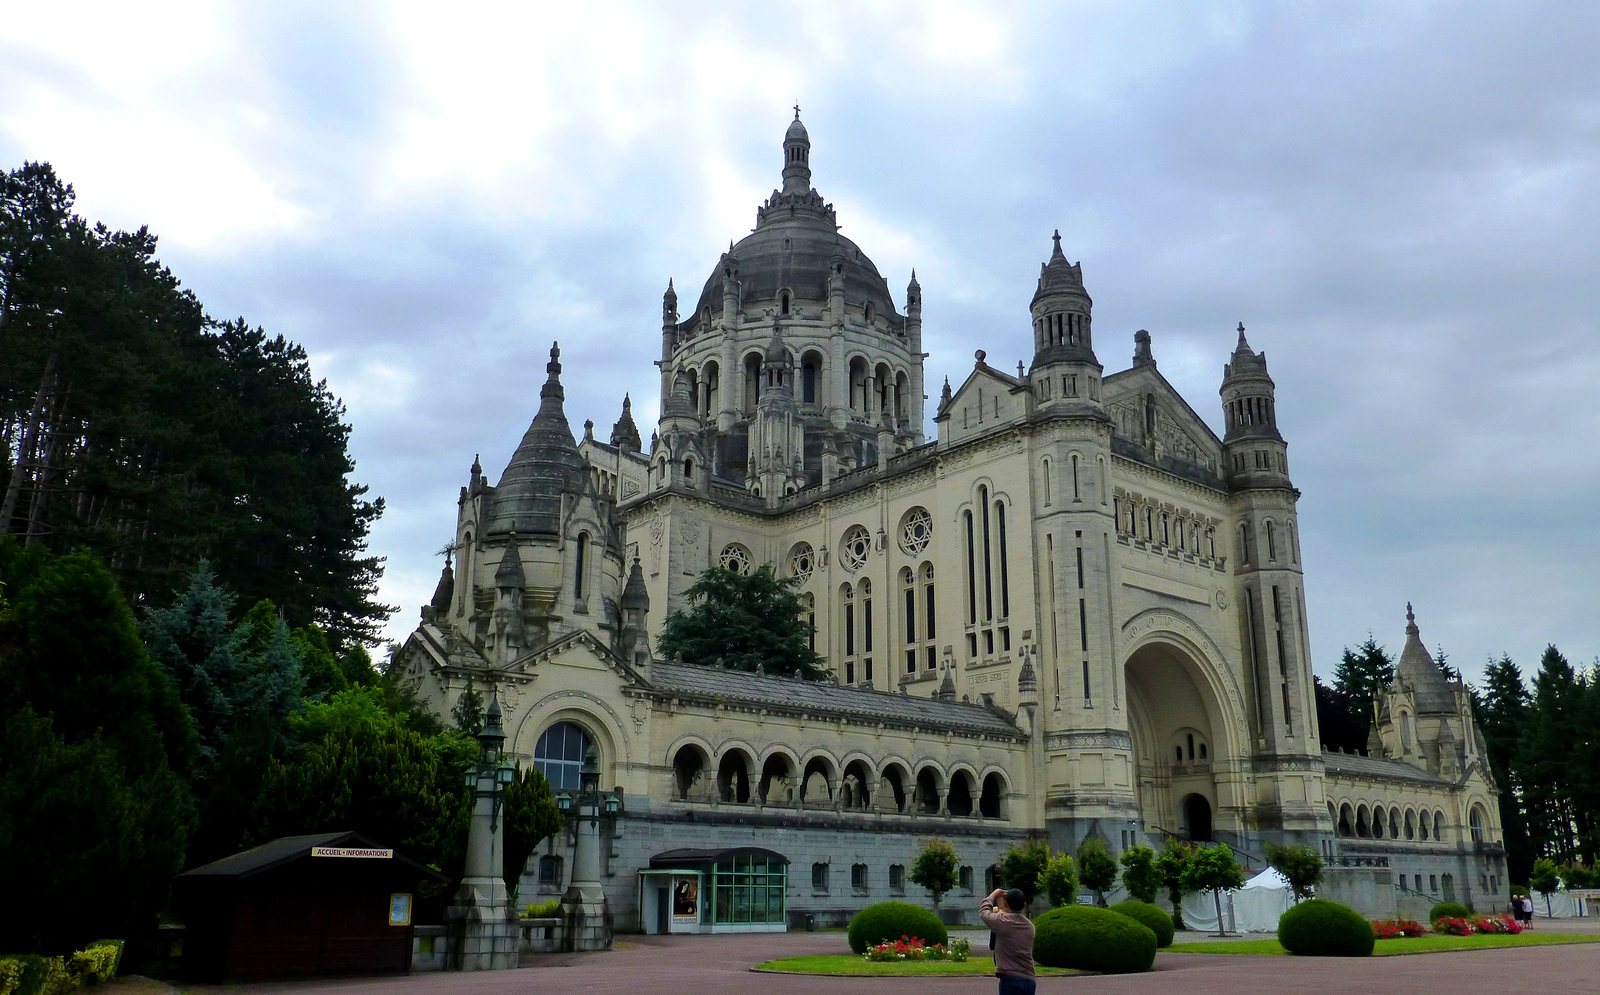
[1124,634,1234,844]
[1182,793,1214,842]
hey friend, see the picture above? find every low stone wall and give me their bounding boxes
[520,917,563,954]
[412,926,449,971]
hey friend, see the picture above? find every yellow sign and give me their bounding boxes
[311,846,393,859]
[389,893,413,926]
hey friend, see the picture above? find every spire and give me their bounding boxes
[663,278,678,321]
[425,560,454,621]
[782,109,812,195]
[1234,321,1254,357]
[495,537,525,588]
[610,393,642,452]
[486,342,585,535]
[1394,603,1453,712]
[1050,228,1065,260]
[621,556,649,611]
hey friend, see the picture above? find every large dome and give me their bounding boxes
[678,113,901,334]
[685,219,898,331]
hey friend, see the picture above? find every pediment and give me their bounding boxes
[1104,365,1223,471]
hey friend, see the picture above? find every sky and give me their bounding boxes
[3,1,1595,686]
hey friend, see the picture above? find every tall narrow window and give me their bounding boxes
[574,532,589,598]
[1071,454,1080,500]
[1266,521,1277,561]
[979,487,994,620]
[964,510,977,623]
[1041,458,1052,505]
[997,501,1010,618]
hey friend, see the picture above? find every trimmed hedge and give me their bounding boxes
[1109,900,1175,948]
[1278,899,1375,957]
[1033,905,1157,974]
[0,940,122,995]
[847,901,947,955]
[1429,901,1471,922]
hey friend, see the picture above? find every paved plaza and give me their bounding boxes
[137,918,1600,995]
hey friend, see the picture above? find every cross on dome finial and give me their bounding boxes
[794,103,801,120]
[1406,601,1414,624]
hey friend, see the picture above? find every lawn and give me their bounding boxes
[1167,932,1600,956]
[755,954,1075,977]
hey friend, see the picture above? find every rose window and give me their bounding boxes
[787,542,815,581]
[899,507,933,555]
[719,543,753,575]
[840,525,871,571]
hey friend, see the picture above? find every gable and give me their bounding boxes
[1103,366,1223,475]
[939,362,1029,447]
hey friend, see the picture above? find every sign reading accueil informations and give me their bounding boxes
[311,846,393,859]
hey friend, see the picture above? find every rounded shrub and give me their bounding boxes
[1033,905,1157,974]
[1429,901,1471,922]
[1277,899,1376,957]
[846,901,947,955]
[1109,900,1175,948]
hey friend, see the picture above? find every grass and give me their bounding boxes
[755,954,1075,976]
[1166,932,1600,956]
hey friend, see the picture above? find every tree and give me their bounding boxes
[1264,842,1323,902]
[0,164,395,646]
[1076,837,1118,907]
[1332,636,1395,749]
[1158,838,1195,928]
[1529,857,1561,919]
[1118,844,1162,904]
[1475,653,1534,881]
[656,565,826,679]
[452,675,485,736]
[909,838,961,911]
[1314,675,1366,754]
[502,763,561,900]
[1523,646,1583,863]
[0,540,195,952]
[1180,844,1246,936]
[1040,852,1079,908]
[998,838,1052,910]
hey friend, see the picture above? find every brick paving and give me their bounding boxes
[150,916,1600,995]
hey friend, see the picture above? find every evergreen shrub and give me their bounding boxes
[1109,900,1175,947]
[1428,901,1471,922]
[846,901,947,955]
[1033,905,1157,973]
[1278,899,1375,956]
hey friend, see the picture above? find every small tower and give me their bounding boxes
[1028,230,1103,412]
[659,280,678,404]
[492,538,526,663]
[610,394,642,453]
[1220,323,1290,488]
[781,106,812,196]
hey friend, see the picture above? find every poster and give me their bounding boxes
[672,877,698,922]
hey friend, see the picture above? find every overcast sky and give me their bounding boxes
[4,1,1595,685]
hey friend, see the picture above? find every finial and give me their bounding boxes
[1406,601,1414,624]
[623,393,632,411]
[974,349,986,364]
[1018,361,1025,377]
[794,103,801,120]
[1053,229,1062,249]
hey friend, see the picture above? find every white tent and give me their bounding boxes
[1179,868,1293,934]
[1235,868,1295,931]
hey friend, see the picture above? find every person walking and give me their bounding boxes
[980,887,1036,995]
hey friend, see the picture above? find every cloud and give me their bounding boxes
[3,1,1596,685]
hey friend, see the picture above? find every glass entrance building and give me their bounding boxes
[637,847,788,934]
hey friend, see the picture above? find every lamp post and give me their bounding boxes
[556,745,622,951]
[447,688,519,970]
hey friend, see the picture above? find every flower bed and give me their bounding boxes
[1423,914,1523,937]
[1372,919,1426,939]
[862,936,970,963]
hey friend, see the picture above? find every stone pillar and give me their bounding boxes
[447,768,519,970]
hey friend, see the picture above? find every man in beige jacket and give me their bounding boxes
[979,887,1035,995]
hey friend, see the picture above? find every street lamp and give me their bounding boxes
[558,743,623,951]
[467,690,517,831]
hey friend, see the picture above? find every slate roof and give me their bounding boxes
[644,660,1023,738]
[177,831,446,881]
[1321,751,1447,786]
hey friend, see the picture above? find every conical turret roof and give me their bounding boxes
[486,343,585,535]
[1393,603,1454,713]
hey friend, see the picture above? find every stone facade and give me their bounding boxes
[397,114,1506,929]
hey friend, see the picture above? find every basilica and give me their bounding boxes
[397,114,1506,932]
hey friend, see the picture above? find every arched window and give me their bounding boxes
[534,722,591,791]
[1266,521,1277,561]
[683,457,695,484]
[780,291,791,315]
[574,531,589,599]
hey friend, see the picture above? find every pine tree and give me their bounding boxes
[1524,646,1582,863]
[1475,654,1534,881]
[657,565,827,679]
[1332,636,1395,748]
